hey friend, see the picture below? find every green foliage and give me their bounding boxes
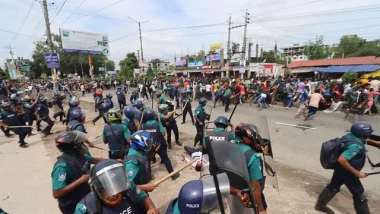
[119,52,138,78]
[343,71,358,84]
[0,67,10,80]
[303,35,332,60]
[262,50,274,60]
[334,35,380,58]
[221,76,229,83]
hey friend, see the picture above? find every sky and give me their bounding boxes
[0,0,379,69]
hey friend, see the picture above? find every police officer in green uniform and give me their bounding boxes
[232,123,268,213]
[315,121,380,214]
[0,102,30,148]
[22,95,38,136]
[223,86,233,112]
[157,104,182,149]
[123,106,138,134]
[51,131,104,214]
[205,116,235,147]
[103,110,131,159]
[157,91,167,105]
[194,97,209,147]
[142,108,180,180]
[125,131,157,193]
[74,159,159,214]
[181,88,194,125]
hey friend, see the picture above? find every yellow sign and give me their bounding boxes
[210,43,222,51]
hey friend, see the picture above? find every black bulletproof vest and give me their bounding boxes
[53,155,91,214]
[103,124,126,151]
[124,153,151,185]
[142,122,166,145]
[67,120,85,132]
[206,131,231,142]
[116,91,124,101]
[81,189,145,214]
[37,104,49,117]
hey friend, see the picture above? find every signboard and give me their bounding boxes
[188,61,204,67]
[60,28,109,55]
[21,66,31,72]
[175,59,186,66]
[107,71,116,75]
[133,69,140,74]
[44,53,60,68]
[99,67,105,71]
[206,54,220,62]
[210,42,222,51]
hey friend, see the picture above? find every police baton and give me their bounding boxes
[365,171,380,176]
[154,159,197,186]
[228,100,239,122]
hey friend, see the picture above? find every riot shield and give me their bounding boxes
[200,104,213,178]
[252,116,279,192]
[207,140,257,214]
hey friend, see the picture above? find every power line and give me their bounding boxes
[50,0,69,24]
[8,0,35,45]
[60,0,87,26]
[0,27,41,38]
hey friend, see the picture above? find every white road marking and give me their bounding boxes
[275,122,316,130]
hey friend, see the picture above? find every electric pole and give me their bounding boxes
[138,22,144,62]
[42,0,57,88]
[137,50,140,62]
[227,14,232,63]
[242,11,250,60]
[4,45,16,79]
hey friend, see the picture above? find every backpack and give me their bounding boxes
[320,137,363,169]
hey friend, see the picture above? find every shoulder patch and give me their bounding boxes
[128,168,134,177]
[58,173,67,181]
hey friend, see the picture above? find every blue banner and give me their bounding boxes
[206,54,220,62]
[44,53,60,69]
[188,61,204,67]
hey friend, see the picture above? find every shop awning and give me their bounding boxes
[314,65,380,73]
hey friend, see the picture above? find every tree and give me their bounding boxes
[195,50,206,61]
[303,35,331,60]
[0,67,10,80]
[334,35,380,58]
[105,60,115,71]
[119,52,138,78]
[343,71,358,84]
[262,50,275,60]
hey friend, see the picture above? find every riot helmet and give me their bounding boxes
[351,121,373,138]
[158,104,169,114]
[106,93,112,99]
[143,108,156,121]
[177,173,230,214]
[130,131,152,152]
[38,95,47,104]
[55,131,87,153]
[10,94,18,102]
[123,106,135,120]
[214,116,228,129]
[89,159,132,206]
[133,99,144,110]
[106,109,122,123]
[1,102,11,109]
[69,100,79,108]
[199,97,207,106]
[235,123,261,147]
[70,109,87,121]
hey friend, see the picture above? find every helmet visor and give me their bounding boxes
[201,173,230,213]
[90,163,131,201]
[74,130,88,143]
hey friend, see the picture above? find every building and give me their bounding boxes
[282,44,307,61]
[4,57,31,79]
[148,61,170,71]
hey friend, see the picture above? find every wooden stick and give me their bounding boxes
[231,93,241,99]
[154,159,198,186]
[5,125,33,128]
[137,110,145,130]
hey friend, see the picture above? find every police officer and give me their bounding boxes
[156,91,167,105]
[36,95,54,137]
[64,99,80,125]
[315,121,380,214]
[0,102,30,148]
[123,106,138,134]
[92,92,108,125]
[194,97,209,147]
[74,159,159,214]
[158,104,182,149]
[51,131,104,214]
[116,87,126,110]
[173,84,180,108]
[205,116,235,146]
[105,93,114,109]
[103,109,131,159]
[223,85,233,112]
[141,108,180,180]
[52,93,66,123]
[125,131,157,192]
[22,95,38,136]
[130,89,139,104]
[233,123,268,213]
[181,88,194,125]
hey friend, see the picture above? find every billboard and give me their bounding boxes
[175,59,186,66]
[206,54,220,62]
[6,62,17,79]
[44,53,60,68]
[210,42,222,51]
[188,61,204,67]
[60,28,109,55]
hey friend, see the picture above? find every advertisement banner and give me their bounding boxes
[60,28,109,55]
[206,54,220,62]
[210,42,222,51]
[6,62,17,79]
[44,53,60,68]
[262,64,274,74]
[107,71,116,75]
[188,61,204,67]
[175,59,186,66]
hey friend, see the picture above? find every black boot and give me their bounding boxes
[354,195,370,214]
[315,188,338,214]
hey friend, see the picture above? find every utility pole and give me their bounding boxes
[4,45,16,79]
[227,14,232,63]
[138,22,144,62]
[42,0,57,88]
[137,50,140,61]
[242,11,250,60]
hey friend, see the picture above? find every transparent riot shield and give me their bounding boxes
[252,116,279,192]
[207,140,258,214]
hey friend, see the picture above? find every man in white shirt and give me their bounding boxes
[369,77,380,104]
[205,83,212,100]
